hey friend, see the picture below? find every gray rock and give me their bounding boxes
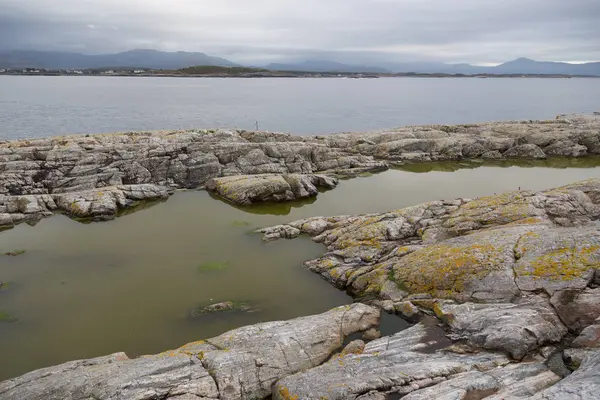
[0,352,220,400]
[394,301,421,322]
[0,303,380,400]
[483,362,562,399]
[362,328,382,340]
[573,317,600,348]
[193,301,235,315]
[401,371,499,400]
[481,150,504,159]
[434,299,567,360]
[504,143,547,159]
[550,288,600,333]
[200,303,379,400]
[514,228,600,297]
[530,350,600,399]
[273,323,511,400]
[544,140,588,157]
[2,115,599,228]
[341,339,366,355]
[205,173,337,205]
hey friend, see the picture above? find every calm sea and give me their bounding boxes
[1,76,600,140]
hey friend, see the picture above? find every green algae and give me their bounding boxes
[394,156,600,174]
[198,261,230,272]
[231,220,251,227]
[0,311,17,323]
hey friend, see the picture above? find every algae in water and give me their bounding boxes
[198,261,230,272]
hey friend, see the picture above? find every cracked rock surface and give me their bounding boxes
[205,173,338,205]
[260,178,600,398]
[0,304,379,400]
[2,113,599,227]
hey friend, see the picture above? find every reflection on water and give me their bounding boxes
[394,156,600,173]
[207,190,318,215]
[1,163,599,379]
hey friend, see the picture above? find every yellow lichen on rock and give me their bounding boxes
[392,240,505,297]
[278,386,300,400]
[517,245,600,281]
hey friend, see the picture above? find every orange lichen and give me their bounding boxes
[278,387,300,400]
[517,245,600,281]
[392,240,505,297]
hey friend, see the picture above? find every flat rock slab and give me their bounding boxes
[530,350,600,399]
[273,323,561,400]
[0,303,379,400]
[205,173,338,205]
[0,184,170,228]
[434,299,567,360]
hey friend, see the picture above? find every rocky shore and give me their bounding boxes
[1,114,600,399]
[1,113,599,228]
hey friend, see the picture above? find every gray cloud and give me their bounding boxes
[1,0,599,64]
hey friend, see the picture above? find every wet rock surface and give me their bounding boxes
[1,113,599,228]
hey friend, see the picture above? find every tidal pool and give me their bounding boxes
[1,159,599,380]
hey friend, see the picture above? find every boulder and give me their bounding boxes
[193,301,235,315]
[503,143,547,159]
[434,300,567,360]
[544,140,588,157]
[550,288,600,333]
[573,317,600,348]
[205,174,338,205]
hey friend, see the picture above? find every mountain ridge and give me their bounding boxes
[0,49,237,70]
[1,49,599,75]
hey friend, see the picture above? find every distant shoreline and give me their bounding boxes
[1,71,599,79]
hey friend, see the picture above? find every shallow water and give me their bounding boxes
[1,161,599,379]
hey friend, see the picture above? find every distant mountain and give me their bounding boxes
[386,58,600,76]
[264,59,389,73]
[2,49,599,76]
[490,58,600,75]
[0,49,238,70]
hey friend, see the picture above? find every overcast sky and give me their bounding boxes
[1,0,599,65]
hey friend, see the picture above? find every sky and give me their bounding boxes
[1,0,599,65]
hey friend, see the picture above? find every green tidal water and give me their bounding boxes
[1,159,599,380]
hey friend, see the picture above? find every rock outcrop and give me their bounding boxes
[259,179,600,397]
[3,115,600,398]
[4,179,600,398]
[273,323,561,400]
[3,302,598,400]
[0,304,380,400]
[205,173,338,205]
[1,113,599,228]
[0,184,170,228]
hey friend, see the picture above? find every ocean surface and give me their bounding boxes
[1,76,600,140]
